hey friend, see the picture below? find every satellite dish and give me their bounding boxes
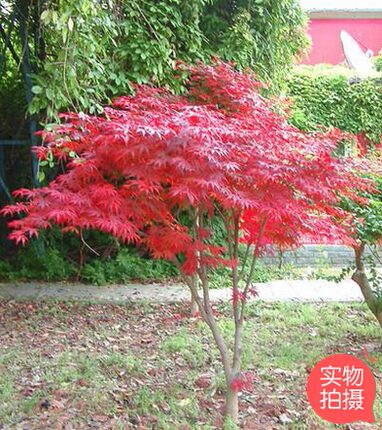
[340,30,375,76]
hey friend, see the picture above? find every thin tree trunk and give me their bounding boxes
[225,357,241,423]
[190,212,201,316]
[225,386,239,423]
[352,244,382,329]
[182,210,252,424]
[190,293,198,315]
[183,269,232,379]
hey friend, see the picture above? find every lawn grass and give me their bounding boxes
[0,300,381,429]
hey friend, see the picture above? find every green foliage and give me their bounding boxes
[81,248,178,285]
[340,175,382,303]
[214,10,257,70]
[0,246,178,284]
[2,0,308,125]
[287,65,382,309]
[0,231,178,283]
[202,0,309,88]
[0,68,27,139]
[29,1,130,119]
[374,53,382,72]
[341,175,382,245]
[0,246,76,281]
[116,0,207,85]
[29,0,209,120]
[287,65,382,144]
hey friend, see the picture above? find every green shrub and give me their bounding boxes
[0,260,13,281]
[0,246,76,281]
[0,243,178,284]
[286,65,382,144]
[81,248,178,285]
[374,53,382,72]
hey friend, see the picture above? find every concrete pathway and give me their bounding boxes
[0,279,363,303]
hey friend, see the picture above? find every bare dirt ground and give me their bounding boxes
[0,299,380,429]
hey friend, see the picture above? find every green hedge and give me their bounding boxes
[374,53,382,72]
[286,65,382,144]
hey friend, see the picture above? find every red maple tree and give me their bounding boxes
[2,61,373,423]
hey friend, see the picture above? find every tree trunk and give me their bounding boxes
[190,294,198,316]
[189,274,199,315]
[352,244,382,329]
[225,386,239,424]
[376,312,382,328]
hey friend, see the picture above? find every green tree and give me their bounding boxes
[1,0,308,124]
[286,65,382,328]
[202,0,309,85]
[341,174,382,329]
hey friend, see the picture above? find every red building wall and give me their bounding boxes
[302,18,382,65]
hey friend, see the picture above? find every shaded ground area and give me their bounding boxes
[0,300,381,429]
[0,279,363,303]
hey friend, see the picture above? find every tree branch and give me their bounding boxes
[238,241,251,283]
[0,23,20,66]
[239,217,267,323]
[352,243,381,322]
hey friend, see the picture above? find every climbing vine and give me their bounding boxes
[202,0,309,87]
[1,0,308,124]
